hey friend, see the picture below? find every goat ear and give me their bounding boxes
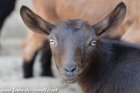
[93,2,126,36]
[20,6,55,35]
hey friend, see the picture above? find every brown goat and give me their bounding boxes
[22,0,121,78]
[22,0,140,78]
[21,2,140,93]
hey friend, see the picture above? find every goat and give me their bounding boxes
[23,0,121,78]
[22,0,140,78]
[0,0,16,32]
[21,2,140,93]
[22,0,121,78]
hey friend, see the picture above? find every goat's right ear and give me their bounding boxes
[20,6,55,35]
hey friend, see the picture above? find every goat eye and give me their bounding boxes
[49,39,56,46]
[90,40,96,47]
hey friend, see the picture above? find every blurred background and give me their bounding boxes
[0,0,80,93]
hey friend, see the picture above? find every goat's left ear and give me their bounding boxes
[93,2,126,36]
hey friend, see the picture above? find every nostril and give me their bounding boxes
[64,66,77,73]
[71,67,77,72]
[64,68,69,72]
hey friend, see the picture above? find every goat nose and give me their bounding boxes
[64,66,77,73]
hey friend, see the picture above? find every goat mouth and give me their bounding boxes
[63,76,78,83]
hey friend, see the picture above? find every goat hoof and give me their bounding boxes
[24,74,33,79]
[23,61,34,79]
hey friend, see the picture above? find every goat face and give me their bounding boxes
[48,20,97,83]
[20,2,126,83]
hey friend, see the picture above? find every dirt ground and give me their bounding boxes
[0,1,81,93]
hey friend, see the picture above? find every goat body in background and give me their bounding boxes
[0,0,16,32]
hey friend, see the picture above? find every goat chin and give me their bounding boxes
[63,76,78,83]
